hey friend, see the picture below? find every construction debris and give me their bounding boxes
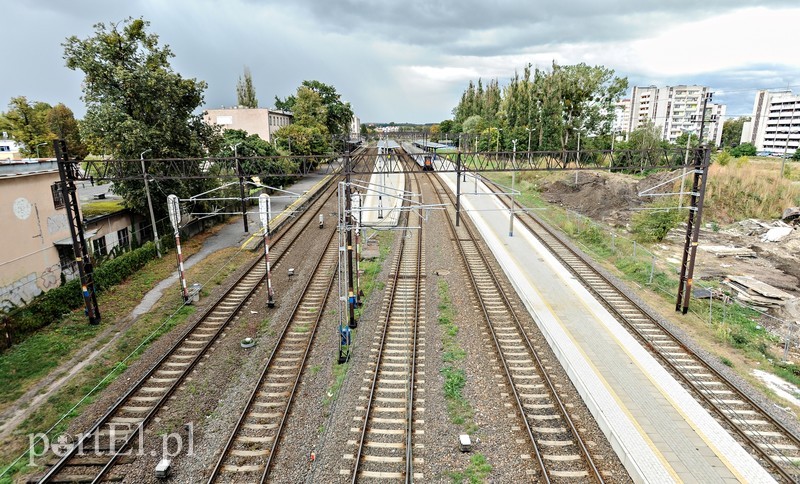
[700,245,756,258]
[761,224,794,243]
[782,207,800,224]
[722,275,797,310]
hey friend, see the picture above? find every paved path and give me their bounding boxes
[0,171,330,442]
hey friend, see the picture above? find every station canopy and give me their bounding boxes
[376,139,401,150]
[413,140,452,150]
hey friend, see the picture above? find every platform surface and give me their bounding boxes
[438,169,775,484]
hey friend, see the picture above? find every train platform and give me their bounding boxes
[359,153,405,228]
[240,166,336,250]
[436,170,775,483]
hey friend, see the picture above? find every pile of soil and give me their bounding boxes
[538,170,800,326]
[541,171,676,227]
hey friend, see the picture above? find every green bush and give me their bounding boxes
[716,150,732,166]
[630,204,684,242]
[731,142,756,157]
[2,242,160,349]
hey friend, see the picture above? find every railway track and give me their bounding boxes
[479,174,800,482]
[35,150,368,483]
[422,161,604,482]
[343,167,424,481]
[206,228,339,482]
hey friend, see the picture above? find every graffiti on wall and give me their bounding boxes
[0,265,63,311]
[0,273,42,311]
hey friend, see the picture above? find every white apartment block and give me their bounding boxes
[621,85,725,145]
[203,107,292,142]
[741,90,800,155]
[613,99,631,136]
[350,114,361,140]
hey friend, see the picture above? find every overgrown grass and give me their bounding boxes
[450,453,493,483]
[437,280,475,433]
[704,160,800,223]
[0,242,246,482]
[323,360,349,407]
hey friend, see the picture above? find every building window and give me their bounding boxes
[93,237,107,256]
[51,182,65,209]
[117,228,130,249]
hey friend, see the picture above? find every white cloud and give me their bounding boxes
[626,6,800,76]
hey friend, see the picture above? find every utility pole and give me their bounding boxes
[56,140,101,325]
[259,194,275,308]
[509,140,517,237]
[345,150,357,328]
[233,142,248,233]
[140,149,161,258]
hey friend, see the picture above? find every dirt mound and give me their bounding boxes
[541,171,676,226]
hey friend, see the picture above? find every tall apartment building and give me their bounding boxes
[621,85,725,145]
[741,90,800,155]
[613,99,631,137]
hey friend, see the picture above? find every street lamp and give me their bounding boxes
[140,149,161,258]
[231,142,248,233]
[781,128,800,179]
[510,139,517,237]
[526,128,532,163]
[35,142,47,159]
[679,130,696,209]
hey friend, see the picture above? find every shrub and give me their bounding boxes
[731,142,756,157]
[2,242,160,349]
[715,150,732,166]
[630,198,684,242]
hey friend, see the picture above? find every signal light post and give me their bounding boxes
[167,194,189,303]
[259,194,275,308]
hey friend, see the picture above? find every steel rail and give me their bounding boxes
[205,228,338,482]
[425,163,604,483]
[483,175,800,483]
[351,166,420,483]
[37,159,352,483]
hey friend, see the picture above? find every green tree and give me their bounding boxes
[46,103,88,159]
[439,119,454,133]
[674,132,700,149]
[298,80,353,137]
[274,95,296,111]
[293,86,328,129]
[2,96,53,156]
[63,17,221,219]
[217,129,293,187]
[236,66,258,108]
[792,149,800,161]
[721,117,748,148]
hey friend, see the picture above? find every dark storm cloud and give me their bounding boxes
[1,0,799,123]
[266,0,799,55]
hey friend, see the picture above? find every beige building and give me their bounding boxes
[0,162,137,310]
[203,107,293,142]
[0,163,72,309]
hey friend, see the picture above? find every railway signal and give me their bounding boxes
[259,194,275,308]
[167,194,189,303]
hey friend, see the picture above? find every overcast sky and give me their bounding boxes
[3,0,799,124]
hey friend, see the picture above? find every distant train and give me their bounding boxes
[401,142,435,171]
